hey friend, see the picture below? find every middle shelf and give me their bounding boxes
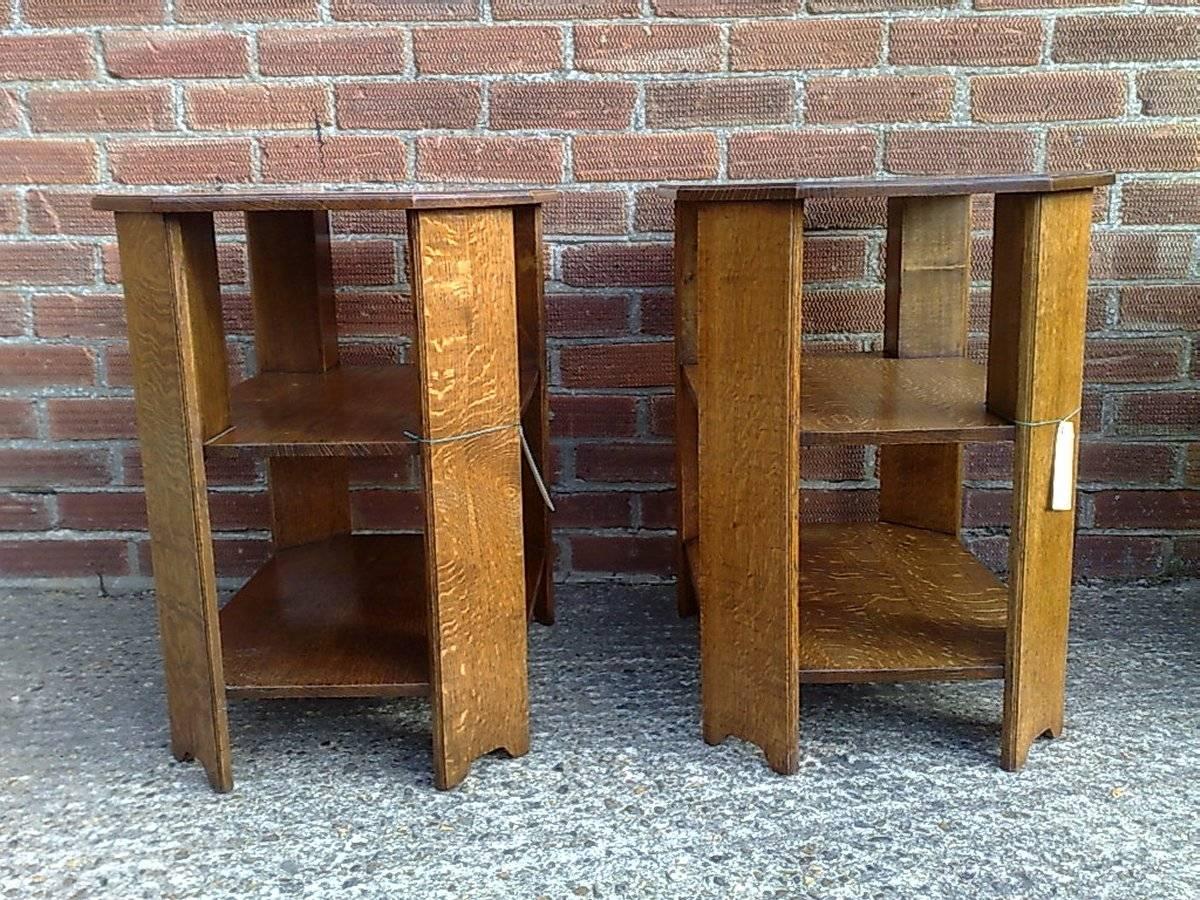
[681,355,1015,445]
[205,362,538,457]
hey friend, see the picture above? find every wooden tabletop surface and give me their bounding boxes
[672,172,1114,202]
[92,189,555,213]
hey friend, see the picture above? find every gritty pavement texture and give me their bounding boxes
[1,581,1197,899]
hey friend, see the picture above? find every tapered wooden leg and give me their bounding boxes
[695,200,803,774]
[880,195,971,535]
[116,211,233,791]
[674,200,699,617]
[513,204,554,625]
[987,190,1093,770]
[245,210,351,549]
[410,207,530,790]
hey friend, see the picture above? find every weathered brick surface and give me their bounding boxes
[0,9,1196,583]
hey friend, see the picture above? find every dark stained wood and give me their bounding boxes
[695,199,803,776]
[221,534,430,699]
[989,189,1093,771]
[880,194,971,535]
[95,190,552,214]
[684,523,1007,682]
[674,199,700,618]
[513,203,555,625]
[411,206,530,791]
[115,211,232,792]
[205,364,538,457]
[673,172,1113,203]
[682,356,1014,445]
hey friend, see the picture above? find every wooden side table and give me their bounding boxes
[94,191,554,791]
[673,173,1113,773]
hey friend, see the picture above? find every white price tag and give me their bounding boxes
[1050,419,1075,512]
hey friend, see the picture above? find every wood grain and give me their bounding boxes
[880,194,971,535]
[246,210,349,550]
[115,211,232,791]
[410,206,530,790]
[674,199,700,618]
[988,189,1093,770]
[221,534,429,699]
[94,190,553,213]
[696,199,803,775]
[513,203,554,625]
[673,173,1113,203]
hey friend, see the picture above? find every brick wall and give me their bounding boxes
[0,2,1197,585]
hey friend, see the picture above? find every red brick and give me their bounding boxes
[0,291,23,335]
[0,140,97,185]
[0,494,52,531]
[809,0,951,9]
[188,84,329,131]
[413,26,561,75]
[971,71,1125,123]
[805,196,887,230]
[551,492,634,530]
[575,24,722,73]
[330,209,408,235]
[890,17,1044,66]
[638,292,672,335]
[331,241,395,286]
[802,489,878,524]
[1138,70,1200,116]
[34,294,125,338]
[1120,182,1200,225]
[655,0,793,11]
[494,0,637,16]
[0,35,94,80]
[0,242,93,285]
[576,442,674,483]
[336,292,411,336]
[28,87,174,133]
[560,342,673,389]
[109,139,252,185]
[1119,285,1200,329]
[561,243,672,287]
[1187,445,1199,487]
[543,193,626,236]
[0,400,36,439]
[547,293,629,336]
[490,82,635,130]
[634,189,673,232]
[1072,535,1165,578]
[259,27,407,76]
[0,540,130,577]
[1048,125,1200,173]
[1085,338,1184,384]
[574,133,718,182]
[886,129,1036,175]
[338,82,480,130]
[333,0,478,19]
[728,131,876,179]
[46,398,136,440]
[571,534,673,575]
[0,449,111,486]
[0,345,95,387]
[963,488,1011,528]
[645,78,794,127]
[104,31,249,78]
[0,92,18,131]
[1113,391,1199,437]
[23,0,163,25]
[1078,442,1178,485]
[416,136,562,183]
[803,289,883,333]
[732,20,883,70]
[550,395,638,437]
[1053,15,1200,63]
[803,446,869,482]
[807,75,953,124]
[261,135,406,183]
[1093,490,1199,529]
[976,0,1120,7]
[1090,232,1195,280]
[178,0,319,21]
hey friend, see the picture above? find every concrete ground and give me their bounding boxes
[0,581,1197,899]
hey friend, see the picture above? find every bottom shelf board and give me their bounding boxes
[220,534,430,699]
[686,523,1008,683]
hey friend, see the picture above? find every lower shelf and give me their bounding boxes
[685,523,1008,684]
[220,533,430,699]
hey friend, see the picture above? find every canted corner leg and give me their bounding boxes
[411,205,531,790]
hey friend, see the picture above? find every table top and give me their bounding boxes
[92,189,554,213]
[672,173,1114,202]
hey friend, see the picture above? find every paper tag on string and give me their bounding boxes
[1050,419,1075,511]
